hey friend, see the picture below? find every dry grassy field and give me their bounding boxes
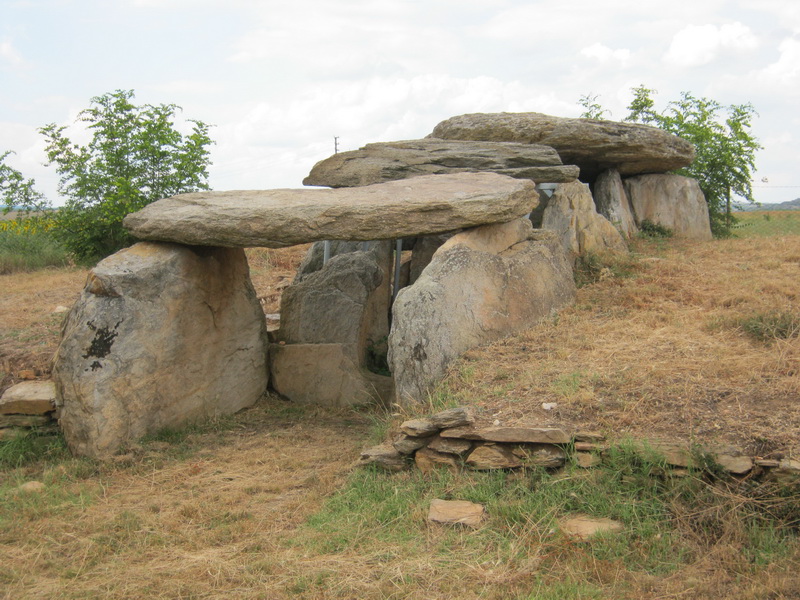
[0,230,798,599]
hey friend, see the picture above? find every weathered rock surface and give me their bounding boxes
[278,245,391,366]
[294,240,383,282]
[466,445,522,469]
[429,112,695,180]
[624,174,713,240]
[442,426,571,445]
[542,181,628,259]
[428,499,485,527]
[392,434,430,455]
[512,444,567,468]
[303,139,579,187]
[124,173,539,248]
[415,447,461,473]
[427,435,473,456]
[360,444,407,471]
[400,418,440,438]
[593,169,638,239]
[0,381,56,415]
[53,242,269,458]
[389,220,576,403]
[269,343,393,406]
[560,515,624,540]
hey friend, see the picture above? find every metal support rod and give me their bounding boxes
[323,240,331,265]
[392,238,403,304]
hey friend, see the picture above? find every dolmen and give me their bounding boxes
[52,111,715,459]
[54,172,576,458]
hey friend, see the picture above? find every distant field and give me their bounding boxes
[733,210,800,237]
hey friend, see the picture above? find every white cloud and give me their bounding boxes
[760,37,800,85]
[664,22,758,67]
[0,40,24,68]
[580,43,632,66]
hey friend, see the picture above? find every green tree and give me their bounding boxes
[40,90,214,261]
[623,85,761,237]
[577,93,611,120]
[0,151,48,215]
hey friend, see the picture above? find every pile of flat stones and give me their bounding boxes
[0,380,58,441]
[361,407,800,485]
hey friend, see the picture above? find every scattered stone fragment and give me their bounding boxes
[52,306,69,314]
[560,515,624,540]
[711,452,753,475]
[427,435,473,456]
[466,445,523,470]
[428,499,485,528]
[754,459,781,468]
[392,434,430,455]
[512,444,566,468]
[541,402,558,411]
[400,419,440,438]
[574,431,606,443]
[766,459,800,486]
[442,426,570,445]
[574,442,606,452]
[429,407,474,429]
[360,445,408,472]
[17,481,46,494]
[0,381,57,415]
[415,447,461,474]
[575,453,601,468]
[18,370,37,380]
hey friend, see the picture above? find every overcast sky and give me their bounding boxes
[2,0,799,205]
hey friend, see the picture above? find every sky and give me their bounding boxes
[2,0,799,206]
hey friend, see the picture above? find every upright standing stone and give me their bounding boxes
[624,174,713,240]
[53,242,269,458]
[389,220,576,404]
[593,169,638,239]
[542,181,628,259]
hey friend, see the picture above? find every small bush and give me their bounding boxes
[638,219,674,238]
[573,251,638,287]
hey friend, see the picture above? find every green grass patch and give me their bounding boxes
[0,430,71,469]
[638,219,674,238]
[296,440,799,597]
[738,311,800,343]
[732,210,800,237]
[0,219,70,274]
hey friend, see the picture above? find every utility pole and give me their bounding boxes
[334,136,339,154]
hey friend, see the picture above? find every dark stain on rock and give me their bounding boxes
[82,320,122,364]
[412,342,427,362]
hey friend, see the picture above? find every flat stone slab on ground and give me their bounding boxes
[442,426,571,444]
[428,499,485,527]
[0,381,56,415]
[560,515,624,540]
[124,173,538,248]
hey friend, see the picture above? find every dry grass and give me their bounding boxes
[1,235,800,598]
[444,236,800,457]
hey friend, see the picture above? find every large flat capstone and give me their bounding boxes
[303,139,579,188]
[123,173,538,248]
[429,112,695,180]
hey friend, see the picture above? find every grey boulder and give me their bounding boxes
[624,174,713,240]
[53,242,269,458]
[388,219,576,404]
